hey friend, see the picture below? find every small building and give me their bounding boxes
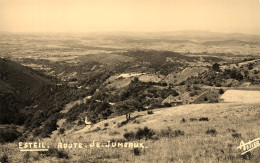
[162,95,183,106]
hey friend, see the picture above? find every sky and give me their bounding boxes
[0,0,260,34]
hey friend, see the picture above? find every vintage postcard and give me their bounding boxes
[0,0,260,162]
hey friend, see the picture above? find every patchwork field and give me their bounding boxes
[221,90,260,103]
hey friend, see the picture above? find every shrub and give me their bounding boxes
[199,117,209,121]
[110,138,126,143]
[117,120,128,128]
[23,152,30,161]
[232,133,241,138]
[59,128,65,134]
[159,127,185,138]
[0,128,21,143]
[181,118,186,123]
[38,148,69,159]
[147,110,153,114]
[179,81,185,85]
[135,127,155,140]
[189,118,198,122]
[124,127,155,140]
[163,102,172,107]
[241,152,252,160]
[248,63,254,70]
[193,86,201,90]
[227,128,236,133]
[0,153,8,163]
[236,73,244,81]
[189,91,198,97]
[212,63,220,71]
[123,131,135,141]
[174,130,185,137]
[92,127,101,132]
[133,119,141,124]
[133,148,141,156]
[206,129,217,136]
[109,131,120,136]
[219,88,225,94]
[104,123,109,127]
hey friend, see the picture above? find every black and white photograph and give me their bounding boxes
[0,0,260,162]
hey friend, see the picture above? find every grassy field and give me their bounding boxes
[1,102,260,162]
[221,90,260,103]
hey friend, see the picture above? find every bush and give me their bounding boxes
[189,118,198,122]
[109,131,120,136]
[133,119,141,124]
[147,110,153,114]
[135,127,155,140]
[212,63,220,71]
[123,131,135,141]
[199,117,209,121]
[0,128,21,143]
[189,91,198,97]
[0,153,8,163]
[59,128,65,134]
[159,127,185,138]
[232,133,242,138]
[38,148,69,159]
[118,120,128,128]
[133,148,141,156]
[23,152,30,161]
[181,118,186,123]
[124,127,155,140]
[219,88,225,94]
[206,129,217,136]
[104,123,109,127]
[179,81,185,85]
[236,73,244,81]
[163,102,172,107]
[241,152,252,160]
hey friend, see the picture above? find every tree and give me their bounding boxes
[219,88,225,94]
[248,63,253,70]
[114,100,141,121]
[212,63,220,72]
[236,73,244,81]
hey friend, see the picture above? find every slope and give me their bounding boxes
[20,102,259,162]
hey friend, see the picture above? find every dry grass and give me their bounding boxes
[1,103,260,162]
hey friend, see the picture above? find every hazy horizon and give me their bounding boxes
[0,0,260,35]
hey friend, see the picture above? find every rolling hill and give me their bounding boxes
[0,58,50,94]
[0,58,52,124]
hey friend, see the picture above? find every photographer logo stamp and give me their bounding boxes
[237,138,260,155]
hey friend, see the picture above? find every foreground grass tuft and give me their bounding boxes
[0,153,9,163]
[38,148,69,159]
[206,129,217,136]
[133,148,141,156]
[159,127,185,138]
[124,126,155,140]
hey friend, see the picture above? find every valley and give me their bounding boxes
[0,31,260,162]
